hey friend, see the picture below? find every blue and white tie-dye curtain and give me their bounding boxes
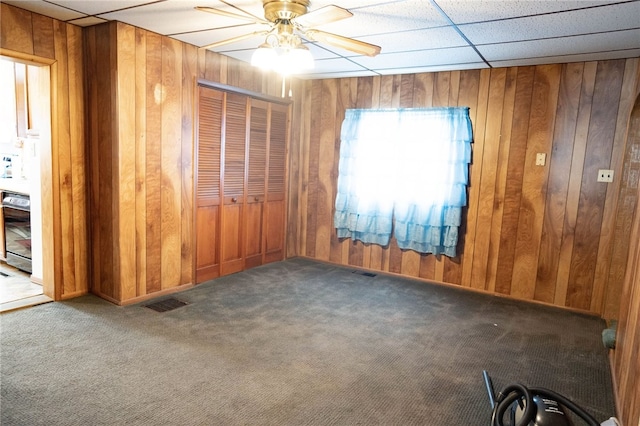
[334,109,398,246]
[333,107,473,257]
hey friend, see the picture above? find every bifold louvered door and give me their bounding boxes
[195,86,289,283]
[264,103,288,263]
[220,93,248,276]
[245,99,268,269]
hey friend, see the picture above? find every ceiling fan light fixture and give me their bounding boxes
[271,45,314,75]
[197,0,379,75]
[251,42,277,70]
[289,44,314,70]
[252,34,314,75]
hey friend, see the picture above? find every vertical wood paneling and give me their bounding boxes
[494,66,535,295]
[160,37,183,289]
[144,31,163,294]
[181,43,196,286]
[1,4,33,54]
[471,68,506,290]
[134,27,147,297]
[31,14,55,59]
[486,67,517,293]
[305,81,322,258]
[2,3,88,300]
[67,23,87,297]
[297,80,312,259]
[461,69,491,288]
[593,58,639,315]
[511,65,561,300]
[294,59,640,321]
[554,62,597,306]
[567,60,625,310]
[84,25,100,295]
[536,63,583,304]
[116,23,137,301]
[96,23,115,298]
[315,79,337,261]
[286,78,307,258]
[53,20,77,297]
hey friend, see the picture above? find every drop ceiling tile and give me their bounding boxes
[100,0,267,36]
[2,0,86,21]
[460,2,640,44]
[310,0,449,39]
[218,49,256,64]
[295,43,345,60]
[308,57,371,74]
[357,26,469,54]
[352,46,484,69]
[49,0,156,16]
[303,0,383,9]
[478,29,640,62]
[168,24,270,50]
[436,0,610,24]
[489,48,640,68]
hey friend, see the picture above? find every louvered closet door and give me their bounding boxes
[220,93,248,275]
[264,102,288,263]
[245,99,268,269]
[195,87,223,283]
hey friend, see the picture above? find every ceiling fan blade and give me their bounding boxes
[195,6,269,25]
[293,5,352,28]
[304,30,381,57]
[200,30,270,50]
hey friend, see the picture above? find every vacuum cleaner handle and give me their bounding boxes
[491,383,536,426]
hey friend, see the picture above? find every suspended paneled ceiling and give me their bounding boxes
[3,0,640,79]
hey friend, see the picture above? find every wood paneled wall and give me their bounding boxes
[83,21,284,304]
[1,3,88,300]
[612,93,640,426]
[288,59,640,318]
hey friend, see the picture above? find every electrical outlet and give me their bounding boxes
[536,153,546,166]
[597,169,614,183]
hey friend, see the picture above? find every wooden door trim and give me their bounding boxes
[0,48,56,300]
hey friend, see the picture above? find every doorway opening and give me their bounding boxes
[0,54,54,312]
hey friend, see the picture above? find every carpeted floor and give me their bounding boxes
[0,258,616,425]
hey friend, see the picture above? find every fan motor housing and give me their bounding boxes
[263,0,309,22]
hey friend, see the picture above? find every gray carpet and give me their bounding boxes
[1,258,615,425]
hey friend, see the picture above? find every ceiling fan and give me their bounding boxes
[195,0,382,61]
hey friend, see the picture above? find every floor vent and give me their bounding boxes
[144,297,189,313]
[352,270,377,277]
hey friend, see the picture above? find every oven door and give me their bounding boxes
[3,205,32,273]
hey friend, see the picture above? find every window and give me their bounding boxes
[334,107,473,257]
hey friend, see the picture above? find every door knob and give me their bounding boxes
[231,197,237,203]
